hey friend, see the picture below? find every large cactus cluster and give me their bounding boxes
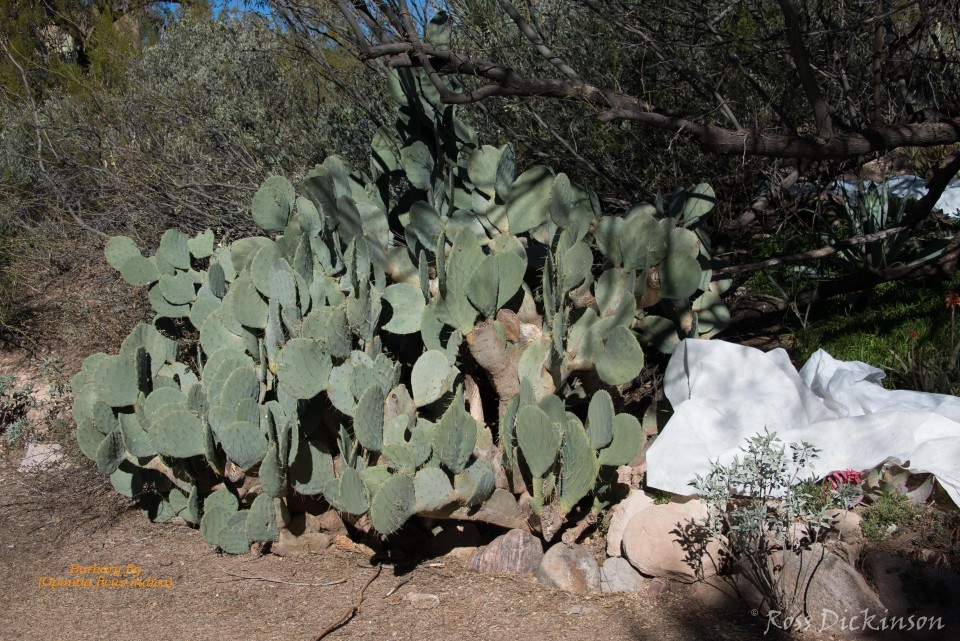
[72,48,730,551]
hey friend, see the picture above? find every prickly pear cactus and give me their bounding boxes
[73,18,730,552]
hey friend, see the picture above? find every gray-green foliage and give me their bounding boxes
[73,45,730,550]
[692,429,839,629]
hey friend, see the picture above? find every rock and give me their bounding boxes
[332,534,374,556]
[535,543,601,594]
[18,442,65,473]
[312,510,348,538]
[605,489,655,557]
[404,592,440,610]
[646,577,670,595]
[621,499,722,582]
[272,531,331,557]
[826,508,863,541]
[566,605,583,615]
[466,529,543,575]
[863,552,960,638]
[600,557,645,593]
[780,543,887,637]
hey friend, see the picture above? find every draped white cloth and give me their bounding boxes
[645,339,960,506]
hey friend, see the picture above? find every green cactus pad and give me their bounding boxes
[189,286,222,331]
[199,310,245,356]
[158,272,196,306]
[381,283,425,334]
[636,315,681,354]
[105,236,142,272]
[231,277,268,329]
[220,365,260,408]
[247,493,279,543]
[411,350,455,407]
[169,486,200,525]
[276,338,332,400]
[148,283,190,318]
[119,411,156,458]
[516,405,562,478]
[353,384,386,452]
[116,255,159,287]
[594,216,625,265]
[217,511,252,554]
[149,408,206,458]
[559,242,592,293]
[466,145,501,195]
[252,175,295,233]
[598,413,643,466]
[188,229,215,259]
[467,251,525,318]
[586,390,615,450]
[506,165,554,234]
[400,140,433,190]
[495,143,516,198]
[120,322,175,376]
[200,504,233,546]
[323,465,369,515]
[620,210,668,271]
[94,430,124,475]
[94,353,140,407]
[360,464,393,494]
[73,419,103,462]
[434,388,477,474]
[595,326,644,386]
[301,307,352,359]
[681,183,716,229]
[289,435,336,495]
[559,417,599,513]
[454,459,495,507]
[259,443,285,498]
[659,227,703,300]
[219,420,268,470]
[369,473,416,535]
[382,442,418,474]
[157,229,192,270]
[692,290,730,334]
[414,467,455,512]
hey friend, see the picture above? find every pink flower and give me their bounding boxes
[824,469,863,490]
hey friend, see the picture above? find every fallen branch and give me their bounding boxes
[219,569,346,587]
[315,564,382,641]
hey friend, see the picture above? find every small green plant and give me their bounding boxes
[889,293,960,394]
[859,491,923,541]
[0,374,34,445]
[692,428,841,629]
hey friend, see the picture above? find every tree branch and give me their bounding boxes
[779,0,833,138]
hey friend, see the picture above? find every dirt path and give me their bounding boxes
[0,454,795,641]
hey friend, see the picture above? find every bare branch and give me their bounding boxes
[779,0,833,139]
[496,0,579,79]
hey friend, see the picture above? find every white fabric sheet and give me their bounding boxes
[645,339,960,506]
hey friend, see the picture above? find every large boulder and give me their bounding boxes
[779,543,887,637]
[466,529,544,575]
[621,499,722,582]
[600,557,646,593]
[605,489,655,557]
[535,543,601,594]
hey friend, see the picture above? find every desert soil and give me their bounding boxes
[0,452,787,641]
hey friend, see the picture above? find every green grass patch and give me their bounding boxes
[782,269,960,390]
[859,492,923,541]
